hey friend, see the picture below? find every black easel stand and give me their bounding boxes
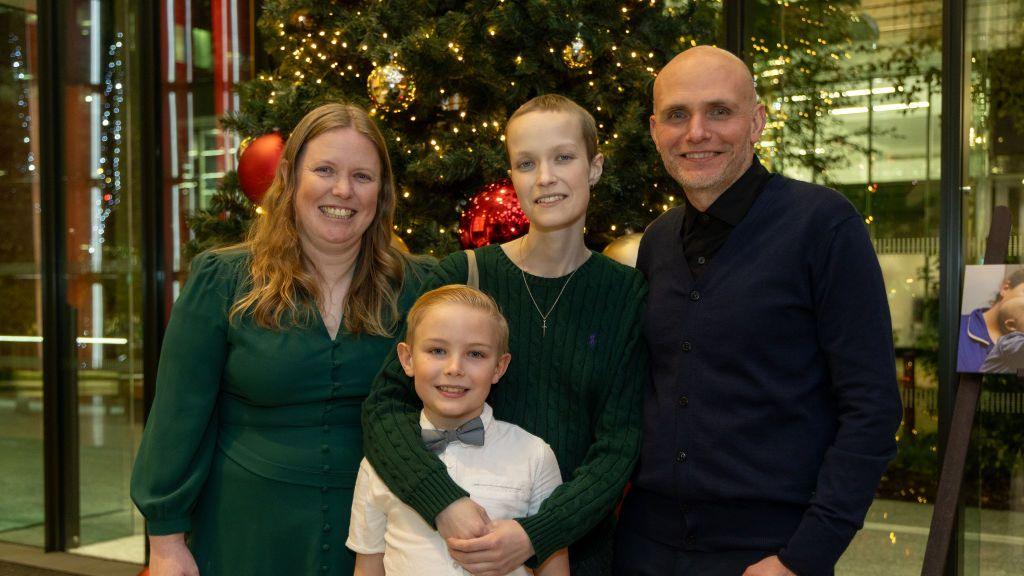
[920,205,1011,575]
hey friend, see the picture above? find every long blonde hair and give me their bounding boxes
[227,103,406,336]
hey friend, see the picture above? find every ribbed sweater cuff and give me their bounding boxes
[407,467,470,527]
[777,516,851,576]
[517,510,562,565]
[145,516,192,536]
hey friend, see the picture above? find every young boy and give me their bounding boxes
[347,285,568,575]
[981,296,1024,373]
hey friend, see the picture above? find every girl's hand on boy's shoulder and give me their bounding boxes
[447,519,533,576]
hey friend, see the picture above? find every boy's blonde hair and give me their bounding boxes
[506,94,599,161]
[405,285,510,354]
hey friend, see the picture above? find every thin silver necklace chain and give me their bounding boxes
[519,239,583,337]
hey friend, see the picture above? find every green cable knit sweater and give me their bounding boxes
[362,244,648,573]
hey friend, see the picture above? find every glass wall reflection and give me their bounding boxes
[963,0,1024,573]
[61,0,144,561]
[0,2,43,548]
[745,0,942,573]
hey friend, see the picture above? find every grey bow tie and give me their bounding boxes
[421,417,485,453]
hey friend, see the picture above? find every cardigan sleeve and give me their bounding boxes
[130,251,239,535]
[777,216,902,575]
[361,252,471,525]
[517,270,648,565]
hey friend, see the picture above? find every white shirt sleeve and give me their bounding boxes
[345,458,388,554]
[527,443,563,516]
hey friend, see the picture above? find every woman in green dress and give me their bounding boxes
[131,103,429,576]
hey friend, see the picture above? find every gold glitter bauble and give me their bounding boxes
[602,233,643,268]
[367,63,417,112]
[562,35,593,69]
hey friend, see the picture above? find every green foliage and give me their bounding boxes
[185,172,256,260]
[748,0,936,186]
[193,0,720,254]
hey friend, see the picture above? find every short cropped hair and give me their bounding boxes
[404,285,510,354]
[506,94,599,161]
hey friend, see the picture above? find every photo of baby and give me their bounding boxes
[958,265,1024,374]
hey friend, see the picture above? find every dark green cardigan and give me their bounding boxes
[363,244,648,574]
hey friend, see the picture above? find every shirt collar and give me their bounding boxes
[684,155,770,227]
[966,307,993,346]
[419,402,494,433]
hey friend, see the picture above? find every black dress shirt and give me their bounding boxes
[681,156,773,279]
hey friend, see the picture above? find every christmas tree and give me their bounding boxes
[188,0,720,257]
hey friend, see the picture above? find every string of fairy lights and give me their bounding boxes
[96,32,126,241]
[9,32,34,176]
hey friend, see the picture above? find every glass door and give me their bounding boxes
[60,0,145,562]
[0,2,45,548]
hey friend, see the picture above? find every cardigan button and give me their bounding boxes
[322,544,331,551]
[681,341,692,352]
[696,256,707,265]
[323,523,331,532]
[676,450,688,462]
[321,444,330,453]
[677,395,689,407]
[689,290,700,301]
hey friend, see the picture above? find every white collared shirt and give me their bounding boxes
[346,403,562,576]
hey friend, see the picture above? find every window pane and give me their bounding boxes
[60,0,145,561]
[745,0,942,573]
[963,0,1024,573]
[0,4,44,548]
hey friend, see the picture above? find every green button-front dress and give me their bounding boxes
[131,249,429,575]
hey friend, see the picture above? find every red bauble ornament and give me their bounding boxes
[459,179,530,249]
[237,132,285,205]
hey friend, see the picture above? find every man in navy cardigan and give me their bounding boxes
[613,46,902,576]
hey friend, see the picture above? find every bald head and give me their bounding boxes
[649,45,767,206]
[654,46,758,110]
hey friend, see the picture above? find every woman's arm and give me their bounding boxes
[130,252,236,535]
[148,534,200,576]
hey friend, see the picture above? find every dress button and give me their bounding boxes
[321,444,330,453]
[677,450,688,462]
[681,341,692,352]
[322,464,331,472]
[323,523,331,532]
[323,424,330,432]
[685,534,696,545]
[322,544,331,551]
[321,504,329,511]
[689,290,700,301]
[697,256,707,265]
[321,565,329,572]
[678,395,689,407]
[321,486,329,493]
